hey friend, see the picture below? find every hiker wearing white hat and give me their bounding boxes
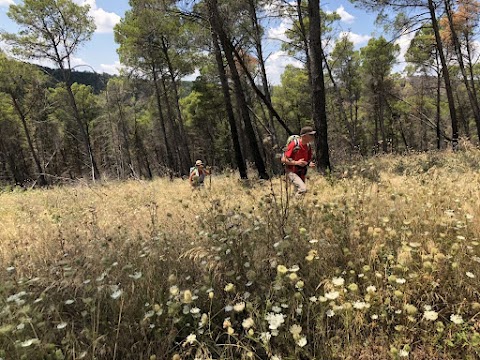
[189,159,211,188]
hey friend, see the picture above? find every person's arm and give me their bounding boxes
[282,142,297,166]
[189,170,195,185]
[308,147,315,167]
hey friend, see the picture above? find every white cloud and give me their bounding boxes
[100,61,123,75]
[265,50,303,85]
[182,69,200,82]
[336,6,355,24]
[394,32,415,72]
[267,18,293,44]
[262,0,296,17]
[0,0,14,7]
[73,0,120,33]
[339,31,371,46]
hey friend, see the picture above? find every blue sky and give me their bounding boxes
[0,0,412,85]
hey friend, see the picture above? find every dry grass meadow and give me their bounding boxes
[1,148,480,359]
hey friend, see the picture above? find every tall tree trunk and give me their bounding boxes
[247,0,282,175]
[444,0,480,141]
[297,0,312,83]
[161,36,192,172]
[465,32,479,100]
[378,90,388,152]
[231,45,293,135]
[436,69,442,150]
[428,0,459,149]
[247,0,276,138]
[59,66,100,180]
[210,29,248,179]
[116,102,134,178]
[160,74,183,175]
[208,0,269,179]
[10,95,47,186]
[307,0,331,172]
[151,62,175,176]
[133,93,153,179]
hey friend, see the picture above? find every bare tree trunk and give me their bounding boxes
[428,0,459,149]
[210,29,248,179]
[160,74,183,175]
[208,0,269,179]
[297,0,312,83]
[10,95,47,186]
[151,62,175,176]
[436,69,442,150]
[444,0,480,141]
[308,0,331,172]
[161,36,192,173]
[247,0,277,139]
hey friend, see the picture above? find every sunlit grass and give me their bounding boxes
[1,148,480,359]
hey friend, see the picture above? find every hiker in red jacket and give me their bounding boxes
[281,126,316,196]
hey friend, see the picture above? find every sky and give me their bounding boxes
[0,0,413,85]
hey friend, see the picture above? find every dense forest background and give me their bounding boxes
[0,0,479,186]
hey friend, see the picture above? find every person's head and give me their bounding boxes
[195,159,204,168]
[300,126,316,143]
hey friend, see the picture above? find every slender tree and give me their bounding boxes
[3,0,101,179]
[0,55,48,185]
[207,0,269,179]
[307,0,331,171]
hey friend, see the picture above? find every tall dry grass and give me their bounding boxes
[1,148,480,359]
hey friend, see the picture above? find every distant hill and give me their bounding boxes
[38,66,115,94]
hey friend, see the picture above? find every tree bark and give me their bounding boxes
[444,0,480,141]
[10,94,47,186]
[208,0,269,179]
[151,62,175,176]
[428,0,459,149]
[307,0,331,172]
[161,36,192,173]
[210,29,248,179]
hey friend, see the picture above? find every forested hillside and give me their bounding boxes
[38,66,114,94]
[0,0,479,187]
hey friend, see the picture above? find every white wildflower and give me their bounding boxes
[332,277,345,286]
[56,322,67,330]
[296,336,307,347]
[111,289,123,300]
[353,301,369,310]
[242,317,254,329]
[260,332,271,344]
[20,338,40,347]
[450,314,464,324]
[423,310,439,321]
[129,271,142,280]
[234,302,245,312]
[184,333,196,345]
[265,312,285,330]
[399,349,409,357]
[289,324,302,337]
[325,291,340,300]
